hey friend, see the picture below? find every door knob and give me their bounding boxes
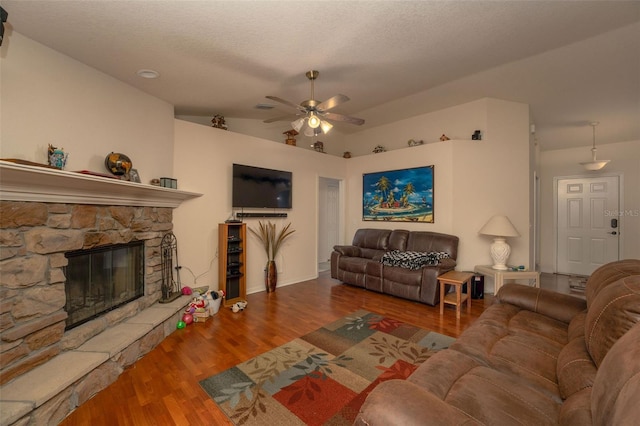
[609,231,618,235]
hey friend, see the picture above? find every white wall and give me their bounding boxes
[1,32,174,180]
[344,98,531,277]
[345,99,488,156]
[176,115,349,157]
[538,139,640,273]
[172,119,347,294]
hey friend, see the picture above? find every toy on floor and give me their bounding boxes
[176,289,226,328]
[231,300,248,313]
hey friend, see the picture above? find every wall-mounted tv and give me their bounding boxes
[232,164,292,209]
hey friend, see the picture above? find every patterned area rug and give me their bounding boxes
[200,309,455,425]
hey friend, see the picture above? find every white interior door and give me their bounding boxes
[318,178,340,264]
[557,176,620,275]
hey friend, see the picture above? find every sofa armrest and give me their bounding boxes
[355,379,477,426]
[332,245,360,257]
[497,284,587,324]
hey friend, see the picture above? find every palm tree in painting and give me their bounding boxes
[402,182,415,207]
[375,176,391,207]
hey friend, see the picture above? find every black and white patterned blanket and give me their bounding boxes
[380,250,450,270]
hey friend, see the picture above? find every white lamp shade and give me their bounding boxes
[478,215,520,237]
[479,215,520,270]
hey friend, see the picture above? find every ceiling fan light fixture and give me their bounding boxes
[136,69,159,79]
[291,117,305,132]
[308,113,320,129]
[304,126,321,137]
[579,121,610,171]
[320,120,333,134]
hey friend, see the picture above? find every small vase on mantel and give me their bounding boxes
[265,260,277,293]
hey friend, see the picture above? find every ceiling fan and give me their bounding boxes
[263,70,365,137]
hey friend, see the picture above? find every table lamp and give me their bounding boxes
[478,215,520,270]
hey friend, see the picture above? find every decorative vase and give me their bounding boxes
[265,260,277,293]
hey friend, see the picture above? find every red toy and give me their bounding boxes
[182,313,194,325]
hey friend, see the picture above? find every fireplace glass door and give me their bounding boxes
[64,241,144,330]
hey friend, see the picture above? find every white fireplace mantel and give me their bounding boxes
[0,160,202,208]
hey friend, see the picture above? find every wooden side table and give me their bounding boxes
[438,271,474,319]
[473,265,540,294]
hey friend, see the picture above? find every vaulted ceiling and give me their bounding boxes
[3,1,639,151]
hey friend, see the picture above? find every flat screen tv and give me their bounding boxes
[232,164,292,209]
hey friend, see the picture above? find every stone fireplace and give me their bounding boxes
[64,241,145,330]
[0,161,201,424]
[0,201,174,385]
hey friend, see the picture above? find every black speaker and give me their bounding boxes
[471,274,484,299]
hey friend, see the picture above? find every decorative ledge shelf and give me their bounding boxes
[0,160,202,208]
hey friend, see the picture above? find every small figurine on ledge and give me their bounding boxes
[283,129,298,146]
[48,144,68,169]
[440,134,450,141]
[312,141,325,153]
[211,114,228,130]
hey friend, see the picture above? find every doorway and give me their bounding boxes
[555,175,620,276]
[318,177,341,272]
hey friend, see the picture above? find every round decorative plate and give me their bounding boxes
[104,152,132,176]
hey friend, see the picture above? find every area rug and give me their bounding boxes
[199,309,455,425]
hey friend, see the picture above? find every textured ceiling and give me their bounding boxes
[2,1,639,151]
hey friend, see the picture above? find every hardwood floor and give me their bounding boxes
[60,272,493,425]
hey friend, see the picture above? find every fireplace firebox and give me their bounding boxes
[64,241,145,330]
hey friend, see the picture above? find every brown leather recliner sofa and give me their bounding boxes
[330,228,459,306]
[355,259,640,425]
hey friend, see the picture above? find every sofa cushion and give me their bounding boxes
[591,322,640,426]
[556,338,597,399]
[388,229,409,251]
[406,231,459,260]
[352,228,391,250]
[567,311,587,342]
[338,256,370,274]
[380,250,450,270]
[559,387,592,426]
[332,245,360,257]
[584,275,640,367]
[449,302,570,397]
[409,349,561,425]
[585,259,640,307]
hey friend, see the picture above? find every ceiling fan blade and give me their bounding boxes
[265,96,307,113]
[263,115,296,124]
[317,94,350,112]
[321,111,365,126]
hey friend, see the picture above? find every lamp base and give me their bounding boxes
[490,237,511,270]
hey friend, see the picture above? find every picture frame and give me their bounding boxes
[129,168,141,183]
[362,165,434,222]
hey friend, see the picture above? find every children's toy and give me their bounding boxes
[176,320,186,329]
[182,313,194,325]
[231,300,248,313]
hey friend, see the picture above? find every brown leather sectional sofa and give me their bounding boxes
[355,259,640,425]
[330,228,459,306]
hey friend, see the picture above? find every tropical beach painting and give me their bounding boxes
[363,165,434,222]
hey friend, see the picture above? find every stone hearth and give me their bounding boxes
[0,161,201,425]
[1,202,174,384]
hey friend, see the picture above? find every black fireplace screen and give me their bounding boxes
[64,241,144,330]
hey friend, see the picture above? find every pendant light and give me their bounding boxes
[580,121,610,171]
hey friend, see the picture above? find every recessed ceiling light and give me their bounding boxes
[136,69,160,79]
